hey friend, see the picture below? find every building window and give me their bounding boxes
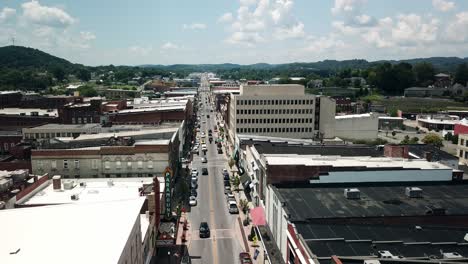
[461,139,465,145]
[116,161,121,169]
[51,160,57,169]
[138,161,143,168]
[63,160,69,169]
[104,161,110,169]
[92,160,98,169]
[127,161,132,168]
[37,160,43,170]
[460,150,464,158]
[74,160,80,169]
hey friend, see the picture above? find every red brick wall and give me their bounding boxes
[110,110,186,124]
[384,144,409,158]
[0,160,32,172]
[16,175,48,200]
[267,165,321,184]
[0,135,22,153]
[32,145,169,157]
[0,115,58,129]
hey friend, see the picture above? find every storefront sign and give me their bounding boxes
[164,167,172,219]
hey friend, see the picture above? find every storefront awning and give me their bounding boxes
[250,207,266,226]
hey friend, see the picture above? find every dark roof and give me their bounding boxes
[243,141,383,157]
[407,144,458,161]
[274,183,468,220]
[297,223,468,260]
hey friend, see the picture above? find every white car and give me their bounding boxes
[191,168,198,176]
[191,176,198,183]
[227,193,236,202]
[200,133,206,138]
[228,201,239,214]
[189,196,197,206]
[201,144,207,151]
[201,157,207,163]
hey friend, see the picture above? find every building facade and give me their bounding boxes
[228,84,336,140]
[335,113,379,140]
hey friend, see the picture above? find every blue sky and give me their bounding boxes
[1,0,468,66]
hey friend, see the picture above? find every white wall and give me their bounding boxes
[118,214,143,264]
[335,114,378,140]
[265,186,289,263]
[310,169,452,184]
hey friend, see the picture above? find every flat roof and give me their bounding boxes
[25,124,100,130]
[243,140,383,157]
[417,118,459,125]
[378,116,404,120]
[117,106,185,114]
[297,223,468,260]
[264,155,452,170]
[64,127,179,141]
[335,113,375,119]
[274,183,468,220]
[0,198,146,264]
[20,177,159,206]
[0,108,58,117]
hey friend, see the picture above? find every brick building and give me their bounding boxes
[0,108,59,130]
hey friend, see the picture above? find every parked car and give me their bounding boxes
[191,180,198,189]
[201,157,207,163]
[227,193,235,201]
[189,196,197,206]
[217,148,223,154]
[191,189,198,197]
[199,222,210,238]
[191,168,198,176]
[228,201,239,214]
[202,168,208,175]
[224,174,230,181]
[222,169,229,176]
[224,179,230,186]
[239,252,253,264]
[224,186,231,194]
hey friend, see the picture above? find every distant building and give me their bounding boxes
[404,86,446,97]
[434,73,451,88]
[417,114,459,131]
[335,113,379,140]
[378,115,404,130]
[307,79,323,88]
[228,84,336,140]
[0,91,22,107]
[0,108,59,130]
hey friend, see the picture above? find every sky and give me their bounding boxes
[1,0,468,66]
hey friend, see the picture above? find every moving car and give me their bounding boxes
[239,252,253,264]
[202,168,208,175]
[227,193,235,202]
[222,169,229,176]
[199,222,210,238]
[217,148,223,154]
[201,157,207,163]
[191,180,198,189]
[189,196,197,206]
[228,201,239,214]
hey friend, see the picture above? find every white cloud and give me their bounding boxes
[275,22,305,40]
[305,34,345,52]
[182,23,207,30]
[218,12,233,23]
[129,45,153,56]
[0,7,16,23]
[331,0,365,15]
[225,31,264,46]
[391,14,439,46]
[432,0,455,12]
[445,12,468,42]
[21,0,75,27]
[80,31,96,41]
[161,42,179,50]
[240,0,258,6]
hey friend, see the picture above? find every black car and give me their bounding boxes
[191,189,198,197]
[202,168,208,175]
[224,179,230,186]
[224,174,229,181]
[199,222,210,238]
[217,148,223,154]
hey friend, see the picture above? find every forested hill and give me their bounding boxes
[0,45,83,72]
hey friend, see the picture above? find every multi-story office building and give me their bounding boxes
[228,84,336,140]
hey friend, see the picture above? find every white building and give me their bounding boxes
[228,84,336,140]
[1,198,149,264]
[335,113,379,140]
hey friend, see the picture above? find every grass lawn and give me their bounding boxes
[372,97,468,112]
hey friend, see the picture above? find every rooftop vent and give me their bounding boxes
[79,182,86,187]
[107,179,114,187]
[442,252,463,259]
[344,188,360,199]
[378,250,394,259]
[364,260,381,264]
[405,187,423,198]
[63,181,75,190]
[52,175,61,190]
[70,194,79,200]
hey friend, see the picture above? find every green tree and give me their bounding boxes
[451,134,459,145]
[422,133,444,148]
[413,62,435,86]
[77,85,98,97]
[52,67,66,82]
[77,68,91,82]
[454,63,468,85]
[353,78,361,88]
[410,137,419,144]
[391,131,397,137]
[400,135,411,144]
[228,158,235,170]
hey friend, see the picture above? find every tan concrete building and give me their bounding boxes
[228,84,335,140]
[457,134,468,166]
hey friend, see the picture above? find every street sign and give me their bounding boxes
[164,167,173,219]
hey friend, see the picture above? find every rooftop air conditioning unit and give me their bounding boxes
[63,181,75,190]
[79,182,86,187]
[71,194,79,200]
[443,252,463,259]
[344,188,360,199]
[405,187,423,198]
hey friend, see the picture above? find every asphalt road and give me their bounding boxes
[187,78,243,264]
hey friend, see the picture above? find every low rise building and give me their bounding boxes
[417,114,459,131]
[0,108,59,130]
[378,115,404,130]
[335,113,379,140]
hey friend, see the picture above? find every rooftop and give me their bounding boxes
[24,124,101,130]
[336,113,376,119]
[274,182,468,220]
[297,223,468,260]
[0,108,58,117]
[264,155,452,170]
[0,198,146,264]
[18,177,159,206]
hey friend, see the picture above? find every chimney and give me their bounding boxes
[424,151,433,162]
[52,175,62,190]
